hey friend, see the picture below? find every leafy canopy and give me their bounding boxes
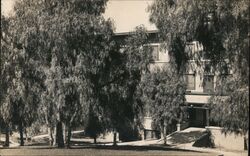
[149,0,249,135]
[141,66,186,131]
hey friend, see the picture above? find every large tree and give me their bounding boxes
[88,26,152,146]
[149,0,248,73]
[107,27,152,145]
[1,0,151,148]
[141,66,186,145]
[1,13,44,146]
[149,0,249,149]
[209,76,249,150]
[84,106,104,144]
[1,0,112,148]
[0,15,11,146]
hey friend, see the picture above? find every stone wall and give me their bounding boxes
[206,126,247,151]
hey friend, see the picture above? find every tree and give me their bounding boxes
[141,66,186,145]
[1,0,114,148]
[2,0,151,148]
[84,106,104,144]
[0,15,11,147]
[149,0,248,74]
[209,76,249,150]
[149,0,249,149]
[1,13,44,146]
[96,26,152,146]
[61,83,84,147]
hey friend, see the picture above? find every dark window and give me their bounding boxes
[202,51,210,60]
[144,45,159,61]
[204,62,214,74]
[185,74,195,90]
[221,74,232,84]
[219,74,233,95]
[203,75,214,93]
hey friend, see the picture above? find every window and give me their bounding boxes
[144,45,159,61]
[185,43,195,60]
[219,74,233,95]
[151,45,159,61]
[220,74,232,84]
[203,75,214,93]
[185,74,195,90]
[202,51,210,60]
[185,41,203,60]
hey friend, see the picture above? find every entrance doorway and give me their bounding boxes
[188,107,207,127]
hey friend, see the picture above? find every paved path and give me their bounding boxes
[0,137,19,148]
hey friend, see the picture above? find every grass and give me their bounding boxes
[0,130,218,156]
[0,145,218,156]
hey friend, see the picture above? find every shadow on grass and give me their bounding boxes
[71,144,206,153]
[0,135,209,154]
[70,140,113,146]
[0,140,5,145]
[1,139,208,154]
[1,145,207,154]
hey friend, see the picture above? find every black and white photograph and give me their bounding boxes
[0,0,249,155]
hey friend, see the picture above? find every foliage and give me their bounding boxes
[95,26,152,138]
[1,0,154,147]
[84,106,104,143]
[209,76,249,135]
[149,0,249,137]
[1,12,44,146]
[141,66,186,133]
[1,0,114,147]
[149,0,249,77]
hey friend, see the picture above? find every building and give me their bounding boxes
[103,0,229,135]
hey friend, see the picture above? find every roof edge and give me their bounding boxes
[114,30,159,36]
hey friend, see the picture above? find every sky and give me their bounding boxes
[104,0,156,32]
[1,0,156,33]
[1,0,16,16]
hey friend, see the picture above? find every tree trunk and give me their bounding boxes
[48,126,54,146]
[5,125,10,147]
[45,116,54,146]
[63,123,67,145]
[53,126,57,146]
[19,122,24,146]
[94,136,97,144]
[244,135,248,150]
[66,125,71,148]
[113,129,117,146]
[163,120,167,145]
[56,121,65,148]
[25,128,29,142]
[163,125,167,145]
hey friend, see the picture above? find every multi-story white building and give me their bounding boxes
[104,0,232,138]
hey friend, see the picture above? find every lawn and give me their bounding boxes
[0,145,218,156]
[0,131,219,156]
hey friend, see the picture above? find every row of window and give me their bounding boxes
[185,74,214,93]
[150,43,210,62]
[185,73,232,94]
[148,44,230,94]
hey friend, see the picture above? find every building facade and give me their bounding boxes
[104,0,227,138]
